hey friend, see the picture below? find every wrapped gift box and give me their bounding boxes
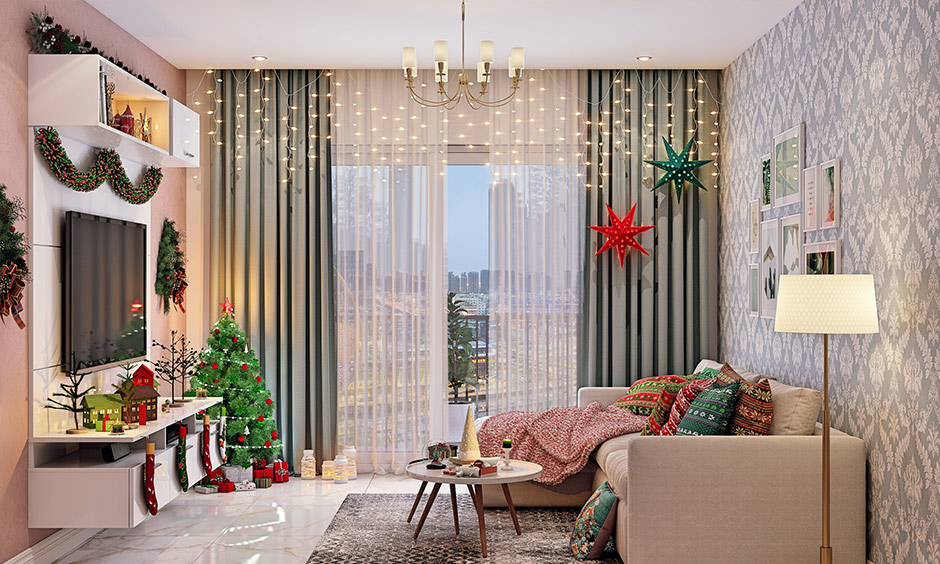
[194,485,218,495]
[234,481,256,491]
[273,461,289,483]
[253,467,274,481]
[254,477,273,488]
[217,482,235,493]
[95,418,115,432]
[221,464,253,483]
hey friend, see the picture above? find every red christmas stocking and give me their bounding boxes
[144,442,158,515]
[202,414,213,475]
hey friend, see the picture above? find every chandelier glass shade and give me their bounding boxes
[401,0,525,109]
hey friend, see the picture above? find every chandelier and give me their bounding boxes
[401,0,525,109]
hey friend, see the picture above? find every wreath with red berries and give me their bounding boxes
[0,185,28,329]
[34,128,162,205]
[155,218,187,313]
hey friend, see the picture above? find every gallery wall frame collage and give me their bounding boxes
[748,122,842,319]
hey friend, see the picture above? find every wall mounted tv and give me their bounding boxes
[64,212,147,370]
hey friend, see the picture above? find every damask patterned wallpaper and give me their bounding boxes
[719,1,940,563]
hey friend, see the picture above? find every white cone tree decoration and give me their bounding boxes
[458,406,481,462]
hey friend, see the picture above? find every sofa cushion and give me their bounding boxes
[612,375,688,416]
[594,433,641,474]
[570,481,619,560]
[640,382,685,435]
[675,380,740,436]
[713,364,774,436]
[659,378,717,436]
[768,379,822,435]
[694,359,766,384]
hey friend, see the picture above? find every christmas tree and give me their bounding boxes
[189,300,281,467]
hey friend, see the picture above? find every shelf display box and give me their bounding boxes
[273,461,289,483]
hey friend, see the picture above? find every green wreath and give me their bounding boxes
[34,127,163,205]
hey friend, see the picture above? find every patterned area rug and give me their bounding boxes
[307,493,621,563]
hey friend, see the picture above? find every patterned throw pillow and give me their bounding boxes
[641,382,686,435]
[612,375,687,416]
[570,481,619,560]
[659,378,717,436]
[714,363,774,435]
[676,380,741,436]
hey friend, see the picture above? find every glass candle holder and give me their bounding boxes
[333,455,349,484]
[321,460,335,480]
[300,449,317,480]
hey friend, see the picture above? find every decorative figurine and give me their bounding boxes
[501,438,514,471]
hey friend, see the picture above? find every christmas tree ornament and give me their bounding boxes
[155,219,186,314]
[221,298,235,314]
[144,442,158,515]
[644,137,713,203]
[456,406,482,462]
[588,203,654,267]
[177,425,189,492]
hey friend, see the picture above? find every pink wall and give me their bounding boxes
[0,1,186,560]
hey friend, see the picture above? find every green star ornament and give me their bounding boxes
[644,137,713,203]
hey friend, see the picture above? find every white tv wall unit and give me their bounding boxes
[29,398,223,529]
[26,53,205,529]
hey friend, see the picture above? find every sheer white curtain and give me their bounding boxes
[331,70,447,473]
[485,71,586,413]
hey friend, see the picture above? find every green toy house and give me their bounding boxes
[82,394,125,429]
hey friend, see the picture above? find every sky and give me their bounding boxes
[446,164,491,273]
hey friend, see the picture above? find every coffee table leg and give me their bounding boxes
[473,485,488,557]
[449,483,460,535]
[413,482,442,540]
[407,481,428,523]
[501,483,522,535]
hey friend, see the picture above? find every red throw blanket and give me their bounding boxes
[478,402,647,485]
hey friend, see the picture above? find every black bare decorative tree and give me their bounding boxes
[152,331,200,407]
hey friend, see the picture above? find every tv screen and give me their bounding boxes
[64,212,147,369]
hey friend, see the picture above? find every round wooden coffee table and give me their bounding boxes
[405,460,543,558]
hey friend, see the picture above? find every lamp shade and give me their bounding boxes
[774,275,879,335]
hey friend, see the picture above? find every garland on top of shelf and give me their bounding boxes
[27,10,167,94]
[35,127,163,205]
[0,184,29,329]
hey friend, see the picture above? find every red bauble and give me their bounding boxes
[272,431,278,440]
[256,376,262,383]
[241,363,248,370]
[213,379,220,384]
[258,416,264,422]
[199,362,205,367]
[237,435,245,442]
[233,336,238,343]
[212,363,219,370]
[588,203,654,267]
[264,441,271,447]
[265,398,272,405]
[214,329,220,334]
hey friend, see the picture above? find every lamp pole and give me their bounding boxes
[821,333,831,564]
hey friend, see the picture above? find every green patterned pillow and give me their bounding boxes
[675,380,740,436]
[612,375,688,416]
[570,481,618,560]
[641,382,685,435]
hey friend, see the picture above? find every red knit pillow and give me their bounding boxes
[659,378,717,436]
[612,375,688,416]
[715,363,774,435]
[640,382,685,435]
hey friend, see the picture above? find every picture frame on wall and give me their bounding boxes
[772,124,804,207]
[780,214,802,275]
[759,219,779,319]
[760,153,772,211]
[749,199,760,253]
[748,263,760,317]
[802,165,818,231]
[805,239,842,274]
[819,158,841,229]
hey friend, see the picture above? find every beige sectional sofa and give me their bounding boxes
[482,360,867,564]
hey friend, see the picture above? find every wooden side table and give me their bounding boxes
[405,460,543,558]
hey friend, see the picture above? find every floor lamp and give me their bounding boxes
[774,274,879,564]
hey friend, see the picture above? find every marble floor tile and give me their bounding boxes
[97,503,247,538]
[364,473,424,494]
[259,476,370,506]
[219,503,340,537]
[54,534,215,564]
[192,535,322,564]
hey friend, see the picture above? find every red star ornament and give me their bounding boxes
[220,298,235,315]
[588,203,654,267]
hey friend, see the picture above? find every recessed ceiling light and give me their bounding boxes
[252,55,268,61]
[636,55,653,61]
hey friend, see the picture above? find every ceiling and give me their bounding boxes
[85,0,804,70]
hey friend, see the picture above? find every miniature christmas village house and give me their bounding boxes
[82,394,124,429]
[128,364,160,422]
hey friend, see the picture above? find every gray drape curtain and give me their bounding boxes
[579,70,721,388]
[208,69,336,470]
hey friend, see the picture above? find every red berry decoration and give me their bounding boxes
[213,379,220,384]
[258,416,264,422]
[265,398,272,405]
[233,336,238,343]
[241,363,248,370]
[272,431,278,440]
[215,329,220,334]
[212,363,219,370]
[264,441,271,447]
[237,435,245,442]
[256,376,262,383]
[200,362,205,367]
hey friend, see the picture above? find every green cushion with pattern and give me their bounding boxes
[612,375,688,416]
[675,380,740,436]
[570,481,619,560]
